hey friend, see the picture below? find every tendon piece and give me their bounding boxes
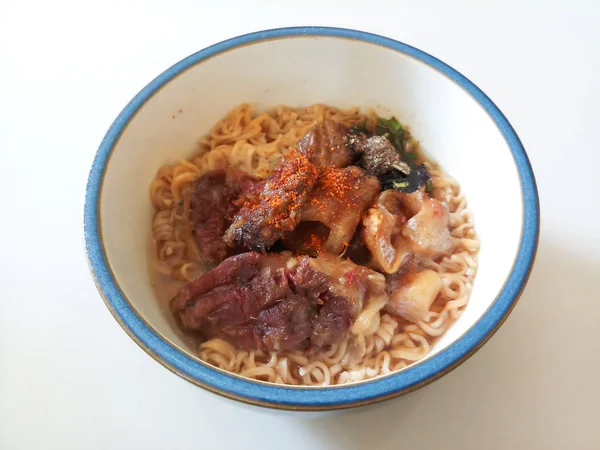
[363,190,453,271]
[397,190,454,257]
[224,150,319,252]
[190,168,262,263]
[298,166,381,254]
[362,190,412,274]
[297,119,356,168]
[385,269,443,323]
[171,252,389,351]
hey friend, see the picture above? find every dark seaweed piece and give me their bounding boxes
[347,115,431,194]
[379,164,431,194]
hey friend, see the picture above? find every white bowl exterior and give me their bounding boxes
[100,37,522,366]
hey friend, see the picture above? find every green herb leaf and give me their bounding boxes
[376,116,405,153]
[405,152,417,160]
[389,117,403,134]
[377,117,390,128]
[393,181,409,189]
[426,179,434,193]
[378,116,402,132]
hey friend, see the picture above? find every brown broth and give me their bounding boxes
[146,236,205,353]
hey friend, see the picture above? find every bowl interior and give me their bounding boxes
[98,36,522,378]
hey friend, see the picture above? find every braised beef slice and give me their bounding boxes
[170,252,379,351]
[297,119,356,168]
[171,252,307,350]
[254,296,314,351]
[295,166,381,254]
[282,221,330,258]
[223,120,360,253]
[223,151,319,252]
[289,257,330,303]
[311,294,355,347]
[190,169,262,263]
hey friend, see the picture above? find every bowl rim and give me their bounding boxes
[83,26,540,411]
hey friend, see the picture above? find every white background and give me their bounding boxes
[1,1,599,449]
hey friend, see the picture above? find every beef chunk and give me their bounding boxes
[190,169,262,263]
[297,119,356,168]
[282,221,330,258]
[171,252,307,350]
[223,151,319,252]
[350,134,410,176]
[223,120,361,253]
[170,252,387,351]
[296,166,380,254]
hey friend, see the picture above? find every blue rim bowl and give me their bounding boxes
[84,26,540,411]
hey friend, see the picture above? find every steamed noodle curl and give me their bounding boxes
[150,104,479,385]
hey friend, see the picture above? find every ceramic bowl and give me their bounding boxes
[84,27,539,410]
